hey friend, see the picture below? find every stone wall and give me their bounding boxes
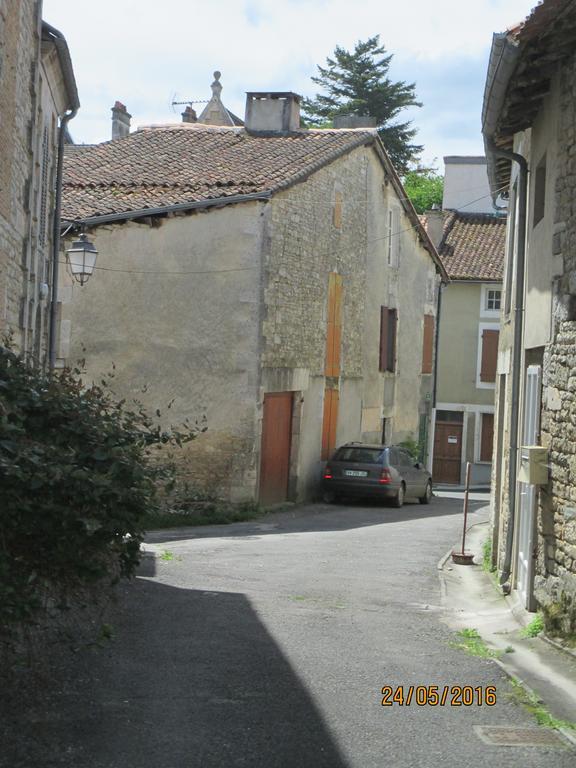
[535,50,576,634]
[0,0,40,351]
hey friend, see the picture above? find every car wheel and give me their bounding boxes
[419,481,432,505]
[392,483,405,508]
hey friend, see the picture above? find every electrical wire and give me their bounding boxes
[61,184,509,278]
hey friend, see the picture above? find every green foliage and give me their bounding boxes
[521,613,544,638]
[302,35,422,173]
[143,497,263,530]
[450,628,500,659]
[0,345,196,634]
[398,436,422,461]
[482,539,496,573]
[403,169,444,214]
[508,677,576,730]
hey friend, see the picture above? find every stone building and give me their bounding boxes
[425,157,506,487]
[482,0,576,633]
[0,3,79,364]
[58,92,446,504]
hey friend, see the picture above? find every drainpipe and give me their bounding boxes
[48,107,77,372]
[486,139,528,586]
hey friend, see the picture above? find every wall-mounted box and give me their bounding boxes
[518,446,548,485]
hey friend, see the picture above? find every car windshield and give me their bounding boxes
[334,447,385,464]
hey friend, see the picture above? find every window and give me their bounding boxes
[38,126,50,248]
[421,314,434,374]
[387,208,400,267]
[533,153,546,227]
[486,289,501,311]
[379,307,397,372]
[479,413,494,462]
[478,326,499,385]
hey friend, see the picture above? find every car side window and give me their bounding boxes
[388,448,398,466]
[398,450,412,467]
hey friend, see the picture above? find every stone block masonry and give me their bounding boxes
[535,50,576,635]
[0,0,40,349]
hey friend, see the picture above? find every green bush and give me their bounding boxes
[0,345,195,632]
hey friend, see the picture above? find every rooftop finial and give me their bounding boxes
[211,71,222,99]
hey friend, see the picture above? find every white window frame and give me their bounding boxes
[473,407,496,464]
[387,207,400,268]
[480,284,503,318]
[476,322,500,390]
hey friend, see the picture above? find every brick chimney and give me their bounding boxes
[244,92,300,133]
[182,105,197,123]
[111,101,131,140]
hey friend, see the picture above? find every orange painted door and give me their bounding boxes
[321,387,339,460]
[259,393,293,505]
[432,421,463,484]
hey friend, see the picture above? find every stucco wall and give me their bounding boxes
[60,203,265,501]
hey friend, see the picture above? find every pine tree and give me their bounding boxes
[302,36,422,174]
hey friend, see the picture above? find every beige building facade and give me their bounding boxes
[58,94,446,503]
[483,0,576,633]
[0,3,78,364]
[426,158,506,486]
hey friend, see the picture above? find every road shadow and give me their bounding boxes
[1,579,350,768]
[146,495,490,545]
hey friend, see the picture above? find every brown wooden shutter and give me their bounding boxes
[379,306,389,372]
[387,309,397,372]
[422,314,434,374]
[321,387,339,460]
[480,413,494,462]
[325,273,343,377]
[480,329,499,382]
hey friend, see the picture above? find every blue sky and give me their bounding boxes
[43,0,536,171]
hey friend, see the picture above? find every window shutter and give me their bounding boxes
[387,308,397,372]
[326,273,343,377]
[480,413,494,462]
[422,314,434,374]
[379,306,389,372]
[480,329,499,382]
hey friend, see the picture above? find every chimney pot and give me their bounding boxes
[182,106,197,123]
[111,101,131,140]
[424,208,444,249]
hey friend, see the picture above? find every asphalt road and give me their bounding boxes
[3,494,574,767]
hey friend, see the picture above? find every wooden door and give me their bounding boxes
[432,421,463,484]
[259,393,293,505]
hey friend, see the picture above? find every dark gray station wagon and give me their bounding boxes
[322,443,432,507]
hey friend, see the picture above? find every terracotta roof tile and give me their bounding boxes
[438,211,506,281]
[62,125,375,220]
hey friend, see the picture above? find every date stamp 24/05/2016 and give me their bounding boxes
[381,685,497,707]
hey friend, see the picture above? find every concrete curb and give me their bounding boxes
[437,518,490,571]
[542,634,576,662]
[492,660,576,749]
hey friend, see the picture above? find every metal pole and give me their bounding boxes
[461,461,472,555]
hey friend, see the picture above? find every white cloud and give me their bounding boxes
[43,0,535,160]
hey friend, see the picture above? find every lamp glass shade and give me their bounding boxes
[66,235,98,286]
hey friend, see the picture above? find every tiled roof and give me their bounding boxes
[62,125,375,221]
[438,212,506,281]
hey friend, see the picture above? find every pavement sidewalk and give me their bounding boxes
[439,510,576,738]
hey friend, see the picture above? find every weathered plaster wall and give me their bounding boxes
[265,147,439,497]
[60,203,265,501]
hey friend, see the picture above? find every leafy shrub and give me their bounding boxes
[0,345,195,633]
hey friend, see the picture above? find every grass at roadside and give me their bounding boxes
[507,677,576,731]
[142,500,265,530]
[450,628,501,659]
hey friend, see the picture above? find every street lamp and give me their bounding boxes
[66,232,98,285]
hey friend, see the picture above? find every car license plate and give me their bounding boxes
[344,470,368,477]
